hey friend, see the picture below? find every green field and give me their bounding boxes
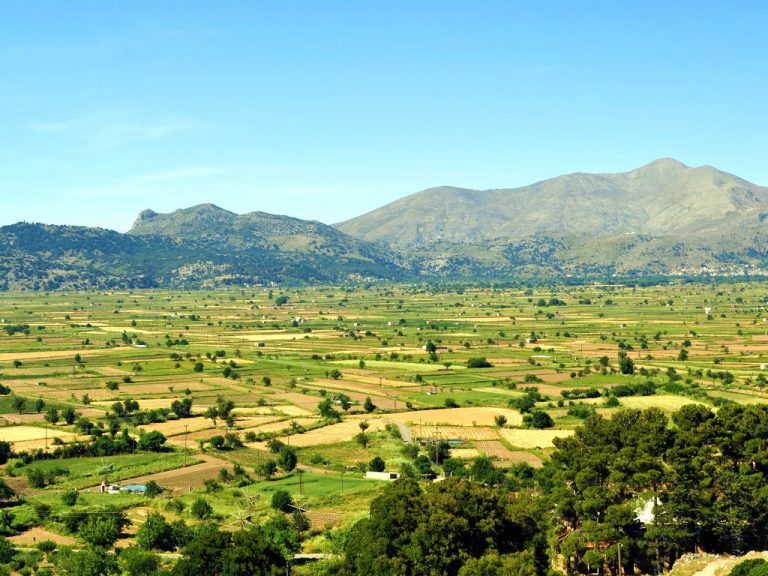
[2,282,768,569]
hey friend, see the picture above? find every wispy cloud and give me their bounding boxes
[66,165,221,199]
[133,166,219,184]
[29,115,202,149]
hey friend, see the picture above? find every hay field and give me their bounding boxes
[391,407,523,428]
[279,419,387,447]
[499,428,574,449]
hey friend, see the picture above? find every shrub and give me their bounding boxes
[190,498,212,519]
[730,559,768,576]
[144,480,162,498]
[369,456,386,472]
[137,431,166,452]
[61,490,78,506]
[466,357,493,368]
[523,410,554,429]
[271,489,293,512]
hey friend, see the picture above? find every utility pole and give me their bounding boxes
[298,468,304,495]
[617,541,623,576]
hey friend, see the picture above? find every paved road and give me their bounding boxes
[390,420,413,444]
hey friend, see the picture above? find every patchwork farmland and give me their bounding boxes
[0,283,767,572]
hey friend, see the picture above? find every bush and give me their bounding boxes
[369,456,386,472]
[0,536,14,564]
[567,404,594,419]
[190,498,212,520]
[730,559,768,576]
[278,448,298,472]
[136,512,173,551]
[61,490,78,506]
[137,431,166,452]
[36,540,56,554]
[27,468,46,488]
[209,435,225,450]
[466,357,493,368]
[271,489,293,513]
[118,546,160,576]
[144,480,162,498]
[523,410,554,429]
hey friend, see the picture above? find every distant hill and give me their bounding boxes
[0,207,410,290]
[3,159,768,289]
[336,159,768,245]
[336,159,768,277]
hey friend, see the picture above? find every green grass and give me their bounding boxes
[10,452,195,490]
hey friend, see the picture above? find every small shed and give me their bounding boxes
[365,471,400,481]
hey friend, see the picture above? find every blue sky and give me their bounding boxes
[2,1,767,231]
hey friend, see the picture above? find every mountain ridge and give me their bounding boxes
[3,158,768,290]
[335,158,768,246]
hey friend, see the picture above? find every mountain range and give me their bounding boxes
[3,159,768,290]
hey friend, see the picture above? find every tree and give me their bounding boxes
[494,414,508,428]
[271,489,293,513]
[193,362,204,373]
[346,478,549,576]
[54,546,118,576]
[523,410,554,429]
[137,431,166,452]
[118,546,160,576]
[466,357,493,368]
[369,456,386,472]
[61,490,78,506]
[318,398,340,421]
[209,435,225,450]
[144,480,162,498]
[0,480,13,503]
[0,509,13,533]
[262,515,301,563]
[205,406,219,426]
[78,515,123,548]
[355,432,371,448]
[12,396,25,414]
[618,351,634,374]
[258,461,278,479]
[221,527,286,576]
[45,407,60,425]
[35,398,45,413]
[27,467,46,488]
[458,550,538,576]
[190,498,213,520]
[427,441,451,465]
[136,512,174,551]
[277,448,297,472]
[274,295,289,306]
[0,536,12,564]
[172,525,231,576]
[0,442,11,465]
[363,396,376,413]
[171,398,193,418]
[63,407,78,424]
